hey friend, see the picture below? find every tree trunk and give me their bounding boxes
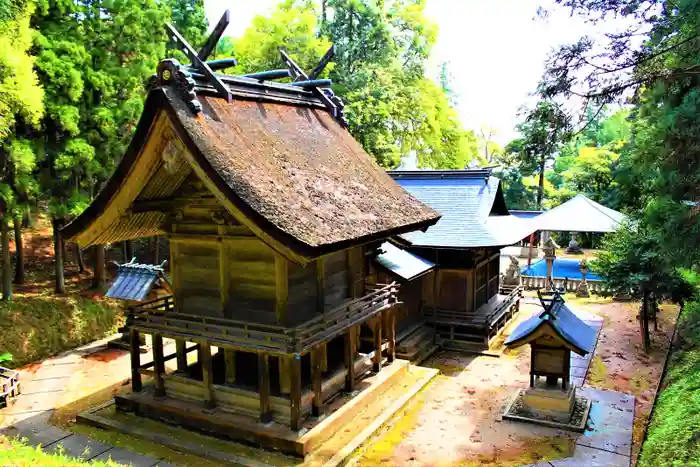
[91,245,105,290]
[53,218,65,294]
[123,240,134,262]
[537,154,546,209]
[13,217,24,285]
[75,243,85,273]
[641,289,651,353]
[1,216,11,300]
[154,236,160,264]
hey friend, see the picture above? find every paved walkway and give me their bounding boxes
[0,335,174,466]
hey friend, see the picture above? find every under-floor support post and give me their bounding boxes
[225,349,236,385]
[373,315,383,373]
[311,347,323,417]
[258,353,272,423]
[344,326,357,392]
[278,355,291,394]
[152,334,165,398]
[386,310,396,363]
[175,339,187,373]
[200,342,215,409]
[130,329,142,392]
[290,355,302,430]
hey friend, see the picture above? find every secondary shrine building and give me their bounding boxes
[62,59,439,440]
[385,169,535,354]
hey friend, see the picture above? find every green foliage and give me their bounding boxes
[592,221,693,303]
[0,436,121,466]
[639,298,700,467]
[0,352,12,363]
[0,292,123,367]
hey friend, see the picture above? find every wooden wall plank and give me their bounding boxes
[258,354,272,423]
[200,342,215,409]
[130,329,142,392]
[290,355,302,431]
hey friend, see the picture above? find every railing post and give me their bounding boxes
[175,339,187,373]
[129,328,142,392]
[153,333,166,399]
[386,309,396,363]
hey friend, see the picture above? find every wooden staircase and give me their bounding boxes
[395,323,440,364]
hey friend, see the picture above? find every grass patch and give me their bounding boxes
[0,435,120,466]
[638,299,700,467]
[0,291,123,368]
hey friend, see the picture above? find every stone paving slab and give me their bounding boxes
[45,433,112,460]
[92,446,160,467]
[570,366,587,378]
[14,425,72,447]
[576,388,635,457]
[549,445,630,467]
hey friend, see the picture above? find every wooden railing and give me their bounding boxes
[0,367,20,403]
[484,284,522,324]
[127,283,398,355]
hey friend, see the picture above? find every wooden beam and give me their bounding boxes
[316,257,326,313]
[165,22,232,102]
[225,349,236,385]
[175,339,187,373]
[346,249,356,299]
[200,342,215,409]
[373,316,383,373]
[344,326,357,392]
[275,253,289,325]
[258,354,272,423]
[197,10,230,61]
[130,329,142,392]
[153,334,166,398]
[290,355,302,431]
[311,347,323,417]
[308,45,335,80]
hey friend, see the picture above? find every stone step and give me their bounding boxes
[306,365,438,467]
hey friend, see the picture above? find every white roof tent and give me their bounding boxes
[534,194,626,233]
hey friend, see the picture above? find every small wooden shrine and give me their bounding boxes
[386,169,535,355]
[502,291,596,431]
[62,12,439,454]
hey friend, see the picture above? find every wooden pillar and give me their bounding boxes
[344,326,357,392]
[386,309,396,363]
[311,347,324,417]
[278,355,291,394]
[290,355,302,431]
[320,343,328,372]
[225,349,236,385]
[130,329,142,392]
[200,343,215,409]
[373,316,383,372]
[175,340,187,373]
[258,354,272,423]
[152,334,165,398]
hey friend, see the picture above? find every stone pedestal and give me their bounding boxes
[521,382,576,423]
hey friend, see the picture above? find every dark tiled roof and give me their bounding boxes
[388,170,535,248]
[504,297,597,355]
[374,242,435,281]
[106,261,164,301]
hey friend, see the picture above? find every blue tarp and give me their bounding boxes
[106,260,165,301]
[504,295,597,355]
[374,242,435,281]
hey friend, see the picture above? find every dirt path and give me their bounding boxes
[349,297,677,467]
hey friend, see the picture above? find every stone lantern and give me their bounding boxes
[540,238,559,291]
[502,291,596,431]
[576,257,590,298]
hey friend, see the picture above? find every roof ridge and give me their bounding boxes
[579,194,622,223]
[387,168,494,180]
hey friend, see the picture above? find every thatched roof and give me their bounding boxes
[63,81,439,262]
